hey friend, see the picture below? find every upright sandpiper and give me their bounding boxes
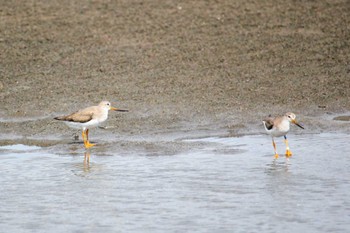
[54,101,128,148]
[262,112,304,159]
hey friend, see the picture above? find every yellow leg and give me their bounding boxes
[82,130,86,142]
[82,129,95,149]
[272,138,279,159]
[284,136,292,158]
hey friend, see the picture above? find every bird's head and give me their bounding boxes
[285,112,304,129]
[99,101,128,112]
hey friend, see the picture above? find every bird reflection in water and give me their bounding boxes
[265,159,291,175]
[83,150,91,172]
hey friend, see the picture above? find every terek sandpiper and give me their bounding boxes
[262,112,304,159]
[54,101,128,148]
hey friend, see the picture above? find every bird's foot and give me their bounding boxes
[285,150,292,158]
[84,141,96,149]
[274,153,279,159]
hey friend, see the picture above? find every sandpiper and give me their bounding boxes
[54,101,128,148]
[262,112,304,159]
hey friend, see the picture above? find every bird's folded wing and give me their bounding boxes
[55,110,94,123]
[263,117,274,130]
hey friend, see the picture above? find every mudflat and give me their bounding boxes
[1,0,349,143]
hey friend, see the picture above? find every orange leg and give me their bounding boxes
[272,138,279,159]
[284,135,292,158]
[82,129,95,149]
[82,130,86,142]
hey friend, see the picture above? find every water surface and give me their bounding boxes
[0,133,349,233]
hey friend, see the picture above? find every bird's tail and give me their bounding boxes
[54,116,65,121]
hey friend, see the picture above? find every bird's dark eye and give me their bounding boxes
[288,115,291,118]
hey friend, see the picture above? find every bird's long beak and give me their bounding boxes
[110,107,128,112]
[292,119,304,129]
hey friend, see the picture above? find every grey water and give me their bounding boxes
[0,133,349,233]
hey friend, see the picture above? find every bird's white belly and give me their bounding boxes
[271,123,290,137]
[65,119,100,130]
[269,128,289,137]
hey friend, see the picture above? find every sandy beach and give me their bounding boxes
[1,0,349,145]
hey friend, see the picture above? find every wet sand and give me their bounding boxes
[1,0,350,147]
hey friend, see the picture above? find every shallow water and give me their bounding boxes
[0,133,349,233]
